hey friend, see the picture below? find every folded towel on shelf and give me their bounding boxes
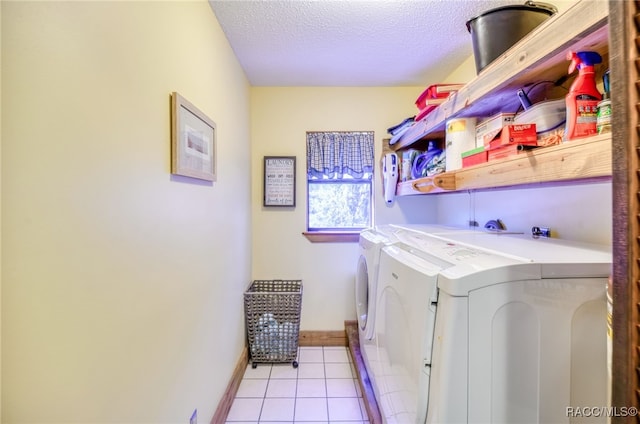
[389,125,412,145]
[387,116,415,136]
[426,151,446,176]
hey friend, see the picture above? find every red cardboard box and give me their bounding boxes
[477,113,516,148]
[493,123,538,147]
[461,146,488,167]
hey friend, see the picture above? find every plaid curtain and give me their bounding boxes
[307,131,374,179]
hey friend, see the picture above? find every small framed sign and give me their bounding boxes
[263,156,296,207]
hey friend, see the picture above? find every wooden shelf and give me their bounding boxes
[390,0,611,197]
[391,0,609,151]
[396,134,611,196]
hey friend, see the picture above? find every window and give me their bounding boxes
[306,131,374,234]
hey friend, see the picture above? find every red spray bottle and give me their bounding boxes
[564,51,602,141]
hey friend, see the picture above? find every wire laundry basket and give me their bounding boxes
[244,279,302,368]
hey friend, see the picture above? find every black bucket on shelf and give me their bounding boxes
[466,1,557,74]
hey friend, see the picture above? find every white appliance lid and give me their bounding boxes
[387,233,541,296]
[430,232,612,279]
[389,223,475,235]
[382,243,451,276]
[359,226,397,246]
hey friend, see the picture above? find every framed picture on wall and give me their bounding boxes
[170,92,217,182]
[263,156,296,207]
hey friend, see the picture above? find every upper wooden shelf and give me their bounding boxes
[397,134,612,196]
[391,0,609,151]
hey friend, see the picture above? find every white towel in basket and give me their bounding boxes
[254,314,298,357]
[254,313,279,353]
[258,313,278,330]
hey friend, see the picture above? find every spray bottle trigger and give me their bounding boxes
[567,51,578,74]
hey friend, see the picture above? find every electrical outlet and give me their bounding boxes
[190,409,197,424]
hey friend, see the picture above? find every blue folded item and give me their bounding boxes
[387,116,415,135]
[389,125,411,145]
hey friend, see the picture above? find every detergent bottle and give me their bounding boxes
[564,51,602,141]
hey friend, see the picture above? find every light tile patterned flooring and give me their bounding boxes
[225,346,370,423]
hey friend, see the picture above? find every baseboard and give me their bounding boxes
[210,345,249,424]
[298,329,347,346]
[345,320,383,424]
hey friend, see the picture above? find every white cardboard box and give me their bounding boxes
[475,113,515,148]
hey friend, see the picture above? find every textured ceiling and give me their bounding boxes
[208,0,574,87]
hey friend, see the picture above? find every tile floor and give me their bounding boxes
[225,346,370,423]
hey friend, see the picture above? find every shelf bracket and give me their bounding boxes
[410,173,456,193]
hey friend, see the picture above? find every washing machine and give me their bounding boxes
[372,231,611,424]
[355,224,475,342]
[355,224,475,344]
[355,224,474,392]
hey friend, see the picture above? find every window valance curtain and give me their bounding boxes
[306,131,374,179]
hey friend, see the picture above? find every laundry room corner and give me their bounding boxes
[250,86,440,331]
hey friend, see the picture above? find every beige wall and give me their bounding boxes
[250,87,438,330]
[2,1,251,422]
[436,183,612,244]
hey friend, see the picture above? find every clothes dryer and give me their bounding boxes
[428,231,611,424]
[356,225,398,342]
[373,238,529,423]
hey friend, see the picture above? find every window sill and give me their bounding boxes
[302,232,360,243]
